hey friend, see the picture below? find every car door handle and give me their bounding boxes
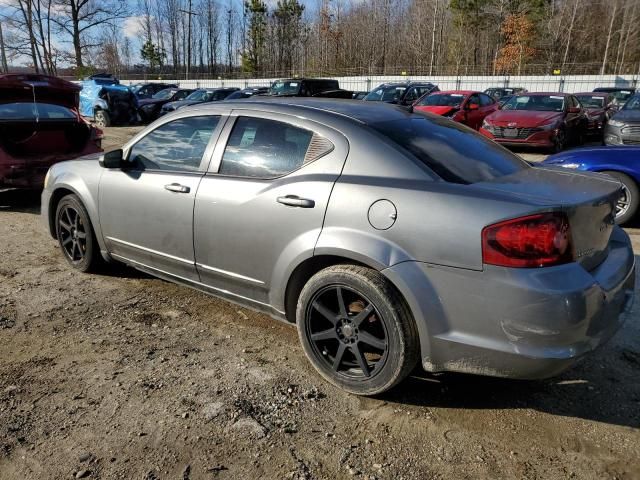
[164,183,190,193]
[277,195,315,208]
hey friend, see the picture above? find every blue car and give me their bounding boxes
[79,79,138,128]
[542,146,640,224]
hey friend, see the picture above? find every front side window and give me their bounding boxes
[370,115,529,185]
[467,94,480,107]
[128,116,219,172]
[479,93,495,106]
[219,117,332,178]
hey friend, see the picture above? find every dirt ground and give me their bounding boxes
[0,127,639,480]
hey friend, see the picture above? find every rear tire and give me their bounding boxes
[602,171,639,225]
[94,110,111,128]
[296,265,419,395]
[55,194,101,272]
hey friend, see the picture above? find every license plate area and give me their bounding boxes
[504,128,518,138]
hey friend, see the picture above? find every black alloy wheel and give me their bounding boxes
[55,194,100,272]
[297,265,419,395]
[306,285,389,380]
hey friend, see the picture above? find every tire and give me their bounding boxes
[55,194,101,272]
[296,265,419,395]
[94,110,111,128]
[602,171,639,225]
[551,127,566,153]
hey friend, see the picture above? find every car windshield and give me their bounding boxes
[185,90,209,101]
[152,89,176,100]
[595,89,633,103]
[575,95,605,108]
[501,95,565,112]
[370,115,528,184]
[364,86,406,102]
[269,81,301,96]
[622,96,640,110]
[417,93,465,107]
[0,102,77,121]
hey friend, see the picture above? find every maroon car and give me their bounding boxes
[0,74,103,189]
[480,92,588,152]
[574,92,615,138]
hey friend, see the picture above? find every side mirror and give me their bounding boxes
[467,103,479,110]
[99,149,124,169]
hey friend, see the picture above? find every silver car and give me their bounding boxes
[42,99,635,395]
[604,94,640,146]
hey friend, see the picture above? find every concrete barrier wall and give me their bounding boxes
[120,74,638,94]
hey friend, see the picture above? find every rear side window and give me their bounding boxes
[128,116,219,172]
[370,115,529,184]
[219,117,333,178]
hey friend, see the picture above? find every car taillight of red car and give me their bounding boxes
[482,212,574,268]
[92,127,104,149]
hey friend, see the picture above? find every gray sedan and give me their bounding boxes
[41,99,635,395]
[605,94,640,145]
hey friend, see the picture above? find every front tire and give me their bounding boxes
[94,110,111,128]
[55,194,101,272]
[296,265,419,395]
[602,171,639,225]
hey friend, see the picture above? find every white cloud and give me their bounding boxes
[122,15,147,39]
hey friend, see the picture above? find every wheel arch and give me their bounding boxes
[48,182,108,255]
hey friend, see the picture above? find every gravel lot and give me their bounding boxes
[0,127,639,480]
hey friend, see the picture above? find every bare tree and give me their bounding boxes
[51,0,128,68]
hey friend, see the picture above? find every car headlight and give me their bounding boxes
[558,163,581,169]
[539,122,560,131]
[482,119,493,131]
[608,119,624,127]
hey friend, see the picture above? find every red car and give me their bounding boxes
[574,92,615,138]
[413,90,498,130]
[0,74,103,189]
[480,92,588,152]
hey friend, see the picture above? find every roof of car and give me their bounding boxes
[593,87,635,92]
[377,81,435,87]
[189,97,414,125]
[432,90,476,95]
[574,92,609,96]
[514,92,569,96]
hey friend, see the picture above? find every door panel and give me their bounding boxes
[100,171,203,280]
[99,114,225,280]
[193,112,349,307]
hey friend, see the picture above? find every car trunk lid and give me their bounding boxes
[473,166,621,271]
[0,74,80,109]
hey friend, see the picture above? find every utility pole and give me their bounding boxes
[0,19,8,73]
[180,0,197,80]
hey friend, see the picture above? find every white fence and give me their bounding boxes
[120,74,639,94]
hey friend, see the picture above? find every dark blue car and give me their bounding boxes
[542,146,640,224]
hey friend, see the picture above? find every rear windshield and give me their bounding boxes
[370,115,529,184]
[0,102,76,121]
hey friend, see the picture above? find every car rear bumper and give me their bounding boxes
[383,226,635,379]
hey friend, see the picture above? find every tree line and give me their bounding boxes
[0,0,639,78]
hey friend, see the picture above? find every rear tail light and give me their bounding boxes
[482,212,573,268]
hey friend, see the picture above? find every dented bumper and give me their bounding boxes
[383,226,635,379]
